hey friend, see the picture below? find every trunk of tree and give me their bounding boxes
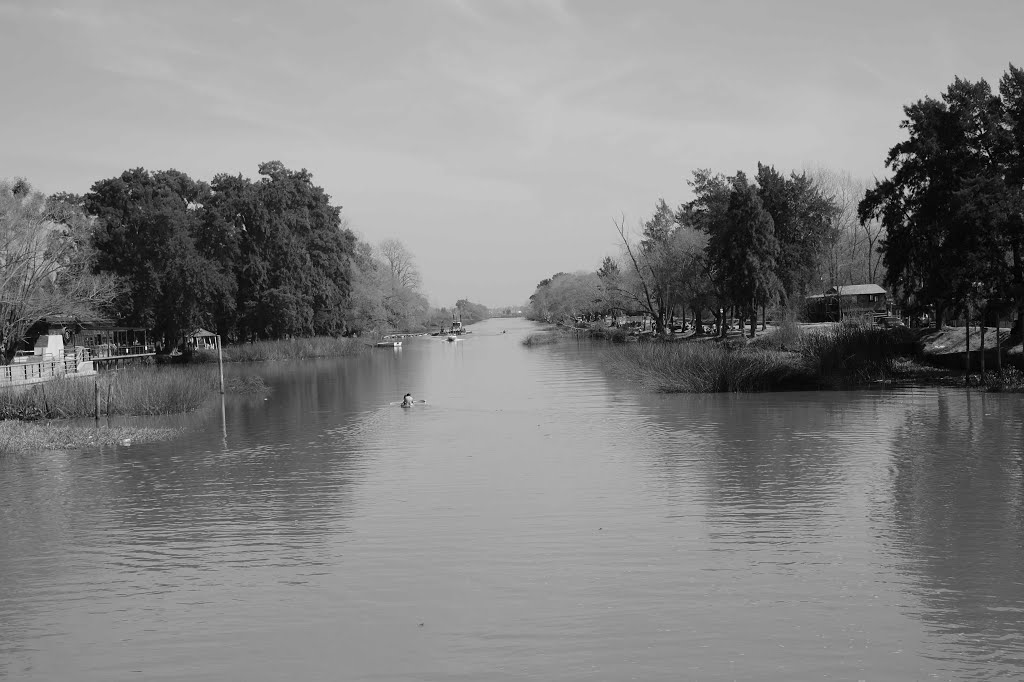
[761,304,766,331]
[980,311,986,384]
[748,303,756,339]
[718,308,726,338]
[964,302,970,385]
[935,304,945,331]
[1013,242,1023,339]
[693,307,703,336]
[996,317,1002,374]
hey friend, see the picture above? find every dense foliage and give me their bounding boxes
[85,162,355,344]
[859,65,1024,331]
[2,162,490,359]
[528,165,838,337]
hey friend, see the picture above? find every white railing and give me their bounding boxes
[0,347,95,388]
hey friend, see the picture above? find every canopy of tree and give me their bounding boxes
[85,162,356,344]
[859,65,1024,330]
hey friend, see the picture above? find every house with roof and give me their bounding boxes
[805,284,894,322]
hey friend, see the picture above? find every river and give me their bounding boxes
[2,317,1023,681]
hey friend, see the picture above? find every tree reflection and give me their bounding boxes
[883,389,1024,673]
[634,391,881,545]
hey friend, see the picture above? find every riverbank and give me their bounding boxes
[531,320,1024,393]
[0,366,270,452]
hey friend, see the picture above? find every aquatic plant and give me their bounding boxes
[522,331,560,346]
[799,320,916,385]
[0,422,181,455]
[608,342,806,393]
[0,366,223,419]
[192,335,367,363]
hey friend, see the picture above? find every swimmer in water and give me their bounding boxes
[402,393,414,407]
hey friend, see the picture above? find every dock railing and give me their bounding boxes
[0,355,86,387]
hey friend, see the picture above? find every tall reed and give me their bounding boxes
[0,366,220,419]
[799,320,916,384]
[522,331,560,346]
[608,342,807,393]
[192,336,367,363]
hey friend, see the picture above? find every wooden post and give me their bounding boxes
[94,378,100,423]
[217,334,225,395]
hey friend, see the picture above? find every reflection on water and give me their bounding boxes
[2,319,1023,680]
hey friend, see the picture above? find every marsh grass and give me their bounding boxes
[799,320,917,385]
[522,331,560,346]
[193,336,367,363]
[0,422,181,455]
[608,342,808,392]
[0,366,222,419]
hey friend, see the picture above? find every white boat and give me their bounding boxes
[376,340,402,348]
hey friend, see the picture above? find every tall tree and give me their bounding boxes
[211,161,356,339]
[706,173,780,337]
[86,168,233,345]
[755,164,839,301]
[860,76,1006,328]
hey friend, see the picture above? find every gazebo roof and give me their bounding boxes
[187,328,217,338]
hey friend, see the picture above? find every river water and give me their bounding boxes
[2,317,1023,681]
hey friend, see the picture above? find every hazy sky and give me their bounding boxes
[2,0,1022,306]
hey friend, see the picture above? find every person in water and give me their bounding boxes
[402,393,414,407]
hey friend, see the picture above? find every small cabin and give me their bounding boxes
[806,284,893,322]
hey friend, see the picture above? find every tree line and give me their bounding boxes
[529,164,869,336]
[529,64,1024,338]
[1,162,487,361]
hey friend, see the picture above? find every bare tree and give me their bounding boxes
[806,166,886,287]
[378,239,422,290]
[612,201,707,335]
[0,181,121,362]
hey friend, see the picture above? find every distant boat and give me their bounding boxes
[446,335,458,343]
[376,341,402,348]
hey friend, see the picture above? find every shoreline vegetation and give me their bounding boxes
[523,320,1024,393]
[188,335,368,363]
[0,422,182,456]
[0,358,270,455]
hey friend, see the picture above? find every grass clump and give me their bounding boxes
[799,320,916,385]
[522,331,560,346]
[0,366,234,419]
[194,336,367,363]
[0,422,181,455]
[608,342,806,392]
